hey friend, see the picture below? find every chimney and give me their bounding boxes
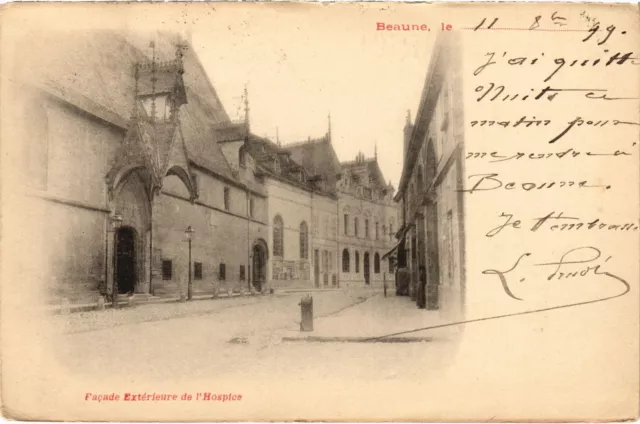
[403,109,413,160]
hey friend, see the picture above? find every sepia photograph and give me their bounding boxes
[0,2,638,422]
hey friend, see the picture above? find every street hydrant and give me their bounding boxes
[299,295,313,332]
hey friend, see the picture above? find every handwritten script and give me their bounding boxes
[463,7,638,315]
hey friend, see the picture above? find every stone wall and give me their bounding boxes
[266,179,312,288]
[152,174,268,297]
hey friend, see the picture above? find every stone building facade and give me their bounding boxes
[11,31,271,305]
[390,33,466,317]
[337,153,397,288]
[8,30,399,306]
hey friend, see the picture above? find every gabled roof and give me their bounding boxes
[340,156,388,191]
[286,136,342,194]
[17,30,147,124]
[242,134,336,197]
[15,29,240,187]
[213,121,249,143]
[180,92,235,181]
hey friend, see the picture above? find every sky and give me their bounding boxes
[188,5,436,188]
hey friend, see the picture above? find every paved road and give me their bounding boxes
[34,286,637,422]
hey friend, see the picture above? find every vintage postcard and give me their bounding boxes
[0,2,638,422]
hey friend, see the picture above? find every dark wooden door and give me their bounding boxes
[116,227,137,294]
[363,252,370,285]
[252,245,265,290]
[314,249,320,288]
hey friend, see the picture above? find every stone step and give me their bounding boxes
[115,293,160,303]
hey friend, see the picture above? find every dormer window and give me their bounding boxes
[239,146,246,168]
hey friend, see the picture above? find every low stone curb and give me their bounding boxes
[281,335,435,343]
[47,291,271,315]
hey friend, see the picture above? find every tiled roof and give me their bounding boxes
[15,29,238,185]
[213,122,248,143]
[245,135,335,195]
[340,156,389,191]
[16,30,146,123]
[286,136,342,194]
[180,93,235,181]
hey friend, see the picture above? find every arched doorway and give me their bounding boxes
[252,240,268,291]
[111,170,151,295]
[363,252,370,285]
[116,227,137,294]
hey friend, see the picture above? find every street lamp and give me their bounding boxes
[111,212,123,309]
[185,225,195,301]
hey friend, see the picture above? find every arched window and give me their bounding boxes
[389,257,394,273]
[273,215,284,257]
[299,221,308,259]
[374,252,381,274]
[355,251,360,273]
[354,217,359,237]
[342,249,350,272]
[375,222,379,240]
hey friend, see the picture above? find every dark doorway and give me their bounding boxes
[252,243,266,291]
[363,252,370,285]
[116,227,137,294]
[314,249,320,288]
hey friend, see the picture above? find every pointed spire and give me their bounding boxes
[327,112,332,142]
[243,84,250,131]
[276,127,280,146]
[175,36,187,75]
[406,109,411,125]
[150,40,157,126]
[132,63,140,119]
[374,141,378,160]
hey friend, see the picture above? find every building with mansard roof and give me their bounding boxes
[8,29,399,307]
[336,151,398,287]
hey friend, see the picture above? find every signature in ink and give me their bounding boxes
[367,247,630,340]
[483,246,622,301]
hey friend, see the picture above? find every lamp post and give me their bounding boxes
[185,225,195,301]
[111,212,123,309]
